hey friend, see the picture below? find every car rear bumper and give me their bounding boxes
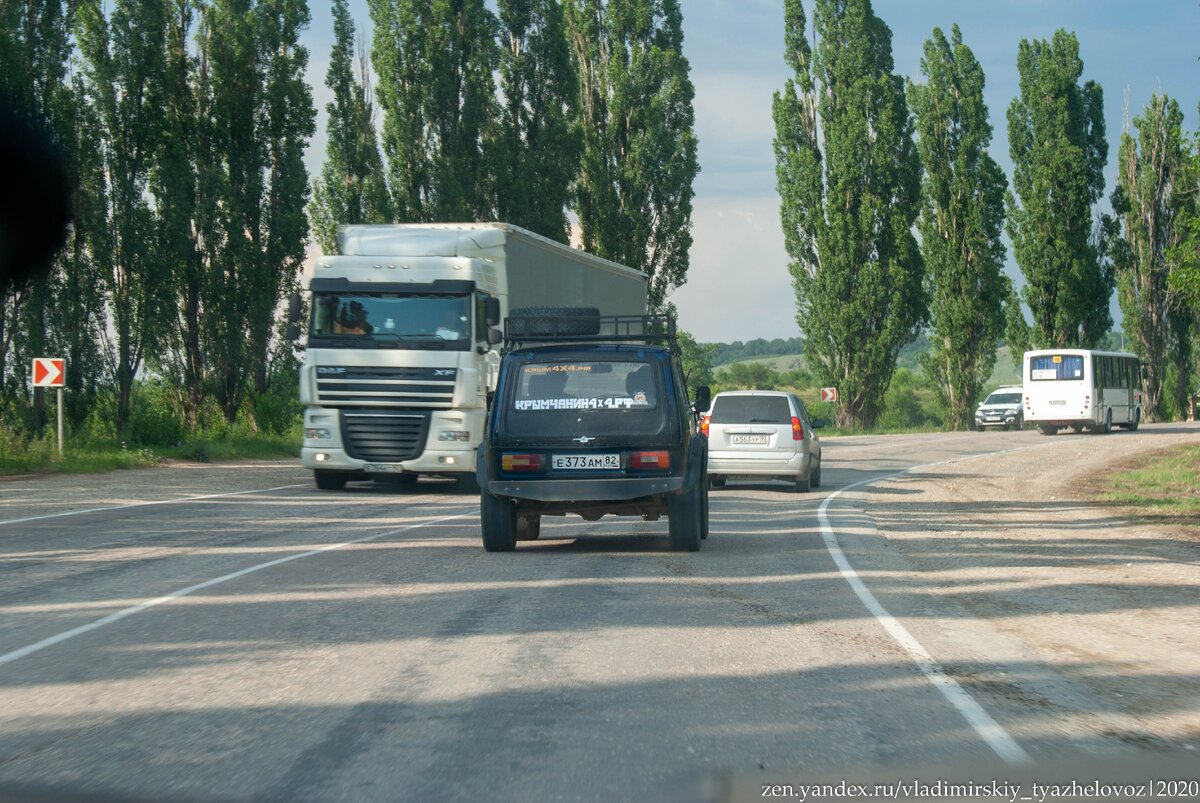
[708,450,811,478]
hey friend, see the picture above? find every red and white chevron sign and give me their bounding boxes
[819,387,838,403]
[32,358,65,388]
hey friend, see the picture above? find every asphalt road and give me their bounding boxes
[0,428,1195,802]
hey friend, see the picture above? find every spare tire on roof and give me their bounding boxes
[508,306,601,337]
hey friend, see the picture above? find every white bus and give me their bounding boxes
[1022,349,1144,435]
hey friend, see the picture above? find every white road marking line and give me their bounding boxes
[818,450,1034,766]
[0,484,309,527]
[0,509,474,668]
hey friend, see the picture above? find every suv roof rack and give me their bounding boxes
[504,314,677,351]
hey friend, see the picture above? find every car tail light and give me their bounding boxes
[791,416,804,441]
[699,414,710,437]
[501,453,543,472]
[630,451,670,470]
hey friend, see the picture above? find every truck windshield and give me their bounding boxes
[310,293,470,350]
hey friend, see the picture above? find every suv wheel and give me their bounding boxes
[314,470,347,491]
[667,484,703,552]
[481,492,517,552]
[709,476,726,489]
[810,457,822,489]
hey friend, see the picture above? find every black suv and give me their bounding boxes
[476,311,711,552]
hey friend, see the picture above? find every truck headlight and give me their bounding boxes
[438,430,471,442]
[306,427,332,440]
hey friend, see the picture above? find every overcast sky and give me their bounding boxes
[301,0,1200,343]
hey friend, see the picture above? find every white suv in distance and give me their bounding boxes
[702,391,824,492]
[974,385,1024,431]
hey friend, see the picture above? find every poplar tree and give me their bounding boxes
[495,0,579,242]
[309,0,391,254]
[77,0,174,435]
[371,0,498,222]
[908,26,1008,431]
[772,0,924,429]
[566,0,699,311]
[0,0,75,432]
[1007,30,1112,349]
[199,0,314,422]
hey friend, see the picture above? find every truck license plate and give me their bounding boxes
[552,454,620,470]
[362,463,402,473]
[731,434,769,445]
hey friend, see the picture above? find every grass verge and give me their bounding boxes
[1099,444,1200,523]
[0,433,299,477]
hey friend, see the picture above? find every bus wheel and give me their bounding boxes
[1101,410,1112,434]
[1038,425,1056,436]
[1126,410,1140,431]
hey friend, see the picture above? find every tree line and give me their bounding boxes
[775,0,1199,429]
[1,0,699,443]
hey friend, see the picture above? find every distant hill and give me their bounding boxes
[708,337,804,366]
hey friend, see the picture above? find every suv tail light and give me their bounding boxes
[791,416,804,441]
[630,451,670,470]
[501,453,543,472]
[699,414,710,437]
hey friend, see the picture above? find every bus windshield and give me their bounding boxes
[1030,355,1084,381]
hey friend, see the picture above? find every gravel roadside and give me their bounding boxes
[860,423,1200,754]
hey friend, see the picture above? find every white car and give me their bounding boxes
[974,385,1024,431]
[702,391,824,492]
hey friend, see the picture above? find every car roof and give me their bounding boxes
[987,385,1022,393]
[712,390,792,397]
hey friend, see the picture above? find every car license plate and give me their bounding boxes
[1049,400,1067,406]
[730,434,769,445]
[362,463,402,473]
[552,454,620,470]
[986,416,1001,421]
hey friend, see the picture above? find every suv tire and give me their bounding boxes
[794,470,811,493]
[481,491,518,552]
[667,484,703,552]
[314,470,347,491]
[508,306,600,337]
[810,457,822,489]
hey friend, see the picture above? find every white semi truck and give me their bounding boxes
[289,223,648,490]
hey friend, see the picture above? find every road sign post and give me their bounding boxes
[33,358,66,455]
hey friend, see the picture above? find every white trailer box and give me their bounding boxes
[296,223,648,490]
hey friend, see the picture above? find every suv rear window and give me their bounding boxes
[710,395,792,424]
[512,361,658,412]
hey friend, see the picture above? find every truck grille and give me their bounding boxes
[340,410,430,462]
[317,366,456,408]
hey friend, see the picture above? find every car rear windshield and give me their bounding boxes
[710,395,792,424]
[984,393,1022,405]
[1030,355,1084,381]
[511,360,658,412]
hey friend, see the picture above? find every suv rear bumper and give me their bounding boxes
[485,475,685,502]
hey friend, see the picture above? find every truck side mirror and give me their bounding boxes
[693,385,711,413]
[285,323,300,342]
[485,297,501,326]
[488,327,503,346]
[287,291,302,323]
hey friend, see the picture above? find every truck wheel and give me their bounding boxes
[314,470,347,491]
[709,476,726,489]
[667,485,702,552]
[508,306,600,336]
[481,492,517,552]
[515,515,541,541]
